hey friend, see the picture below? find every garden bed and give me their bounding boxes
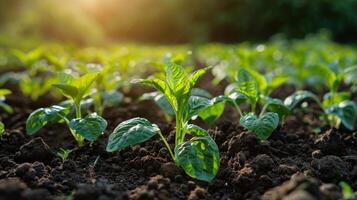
[0,84,356,200]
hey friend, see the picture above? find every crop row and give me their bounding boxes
[0,35,356,182]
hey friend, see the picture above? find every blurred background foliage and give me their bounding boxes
[0,0,357,45]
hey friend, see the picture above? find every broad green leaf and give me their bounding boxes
[244,68,267,94]
[55,72,99,102]
[186,124,208,136]
[260,95,290,117]
[325,101,357,131]
[240,112,279,140]
[165,62,189,93]
[58,72,75,85]
[53,84,78,99]
[106,117,160,152]
[133,78,177,111]
[322,92,350,108]
[199,96,226,124]
[26,106,69,135]
[237,69,258,105]
[175,136,220,182]
[184,96,210,121]
[69,113,107,141]
[284,90,321,110]
[75,72,100,100]
[0,122,4,136]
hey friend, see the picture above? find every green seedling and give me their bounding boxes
[139,88,212,122]
[57,148,73,163]
[226,67,289,96]
[26,72,107,146]
[201,69,290,140]
[0,89,12,136]
[106,63,220,182]
[285,65,357,131]
[284,90,357,131]
[340,182,356,200]
[76,63,124,116]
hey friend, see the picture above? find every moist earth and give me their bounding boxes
[0,86,356,200]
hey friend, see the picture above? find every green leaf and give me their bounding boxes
[243,68,267,94]
[189,67,210,88]
[0,89,11,96]
[184,96,210,121]
[260,95,290,117]
[0,121,4,136]
[54,72,99,103]
[175,136,220,182]
[226,92,248,106]
[240,112,279,140]
[26,105,69,135]
[165,62,189,93]
[140,92,175,116]
[106,117,160,152]
[133,78,177,111]
[69,113,107,141]
[339,182,356,200]
[186,124,208,136]
[75,72,100,100]
[284,90,321,110]
[199,96,226,124]
[322,92,350,108]
[325,101,357,131]
[53,84,78,100]
[237,69,258,105]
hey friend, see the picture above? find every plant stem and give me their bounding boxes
[74,101,84,146]
[157,130,175,162]
[259,104,269,117]
[233,101,243,118]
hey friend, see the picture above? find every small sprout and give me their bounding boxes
[200,69,290,140]
[57,148,73,163]
[340,181,356,200]
[26,72,108,146]
[285,66,357,131]
[107,63,220,182]
[0,121,4,136]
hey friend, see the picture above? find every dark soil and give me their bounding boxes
[0,84,357,200]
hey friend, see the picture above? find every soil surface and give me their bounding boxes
[0,83,357,200]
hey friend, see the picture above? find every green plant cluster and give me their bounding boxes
[0,36,356,182]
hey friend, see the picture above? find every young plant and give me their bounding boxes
[106,63,220,182]
[76,63,124,116]
[340,182,357,200]
[26,72,107,146]
[57,148,73,163]
[0,89,12,136]
[284,65,357,131]
[200,69,290,140]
